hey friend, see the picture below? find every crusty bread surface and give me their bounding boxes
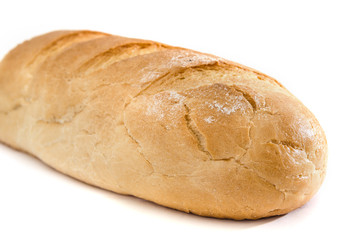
[0,30,327,219]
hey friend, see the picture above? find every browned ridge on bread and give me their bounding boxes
[0,30,327,219]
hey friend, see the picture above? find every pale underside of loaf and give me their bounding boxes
[0,30,327,219]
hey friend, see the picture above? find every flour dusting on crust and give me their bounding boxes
[146,91,185,127]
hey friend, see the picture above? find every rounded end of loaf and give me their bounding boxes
[124,81,327,220]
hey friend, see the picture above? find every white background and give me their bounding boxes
[0,0,361,239]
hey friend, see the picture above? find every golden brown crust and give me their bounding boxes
[0,30,327,219]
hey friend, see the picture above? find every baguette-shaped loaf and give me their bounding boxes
[0,30,327,219]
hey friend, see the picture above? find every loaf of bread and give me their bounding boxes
[0,30,327,219]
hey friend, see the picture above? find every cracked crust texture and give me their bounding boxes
[0,30,327,220]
